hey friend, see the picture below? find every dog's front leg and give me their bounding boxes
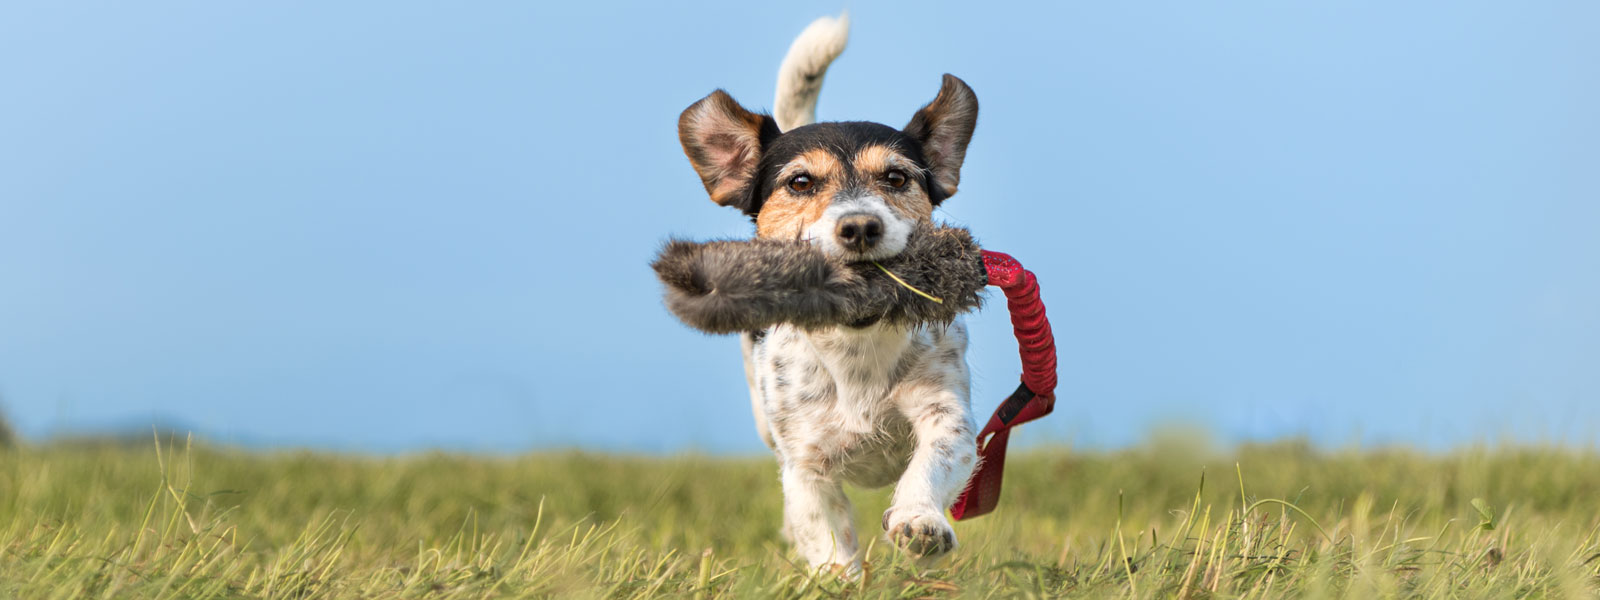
[884,379,978,559]
[780,462,860,571]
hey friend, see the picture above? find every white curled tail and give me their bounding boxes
[773,12,850,132]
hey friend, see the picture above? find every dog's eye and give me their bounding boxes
[884,170,908,189]
[788,174,815,193]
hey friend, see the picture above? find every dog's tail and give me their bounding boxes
[773,12,850,132]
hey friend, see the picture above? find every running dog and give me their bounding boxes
[676,14,980,571]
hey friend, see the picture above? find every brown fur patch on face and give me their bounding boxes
[756,149,845,239]
[853,145,934,222]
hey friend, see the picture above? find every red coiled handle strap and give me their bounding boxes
[949,250,1057,521]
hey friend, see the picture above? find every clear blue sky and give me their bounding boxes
[2,2,1596,452]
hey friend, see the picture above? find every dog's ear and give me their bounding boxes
[904,74,978,202]
[679,90,780,211]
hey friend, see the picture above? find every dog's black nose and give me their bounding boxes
[835,214,884,252]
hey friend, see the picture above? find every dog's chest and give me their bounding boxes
[768,325,920,422]
[754,321,964,483]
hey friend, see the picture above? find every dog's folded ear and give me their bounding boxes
[904,74,978,204]
[678,90,781,213]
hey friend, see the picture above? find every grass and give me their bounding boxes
[0,416,12,449]
[2,435,1599,598]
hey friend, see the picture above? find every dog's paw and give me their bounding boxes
[882,507,956,558]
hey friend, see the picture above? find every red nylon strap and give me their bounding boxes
[949,250,1057,521]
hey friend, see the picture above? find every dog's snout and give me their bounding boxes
[835,214,884,252]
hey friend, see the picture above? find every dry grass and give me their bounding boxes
[2,435,1599,598]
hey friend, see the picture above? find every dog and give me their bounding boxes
[676,14,980,572]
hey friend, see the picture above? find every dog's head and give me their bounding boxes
[678,75,977,261]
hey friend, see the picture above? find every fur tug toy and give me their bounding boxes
[651,224,1057,520]
[651,224,988,334]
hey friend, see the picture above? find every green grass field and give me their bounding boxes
[3,435,1599,599]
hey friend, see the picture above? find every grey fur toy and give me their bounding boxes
[651,224,989,334]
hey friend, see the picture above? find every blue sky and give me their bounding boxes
[2,2,1596,452]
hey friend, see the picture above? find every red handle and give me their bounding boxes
[950,250,1057,521]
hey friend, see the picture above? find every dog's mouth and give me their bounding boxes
[799,234,904,263]
[837,246,906,264]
